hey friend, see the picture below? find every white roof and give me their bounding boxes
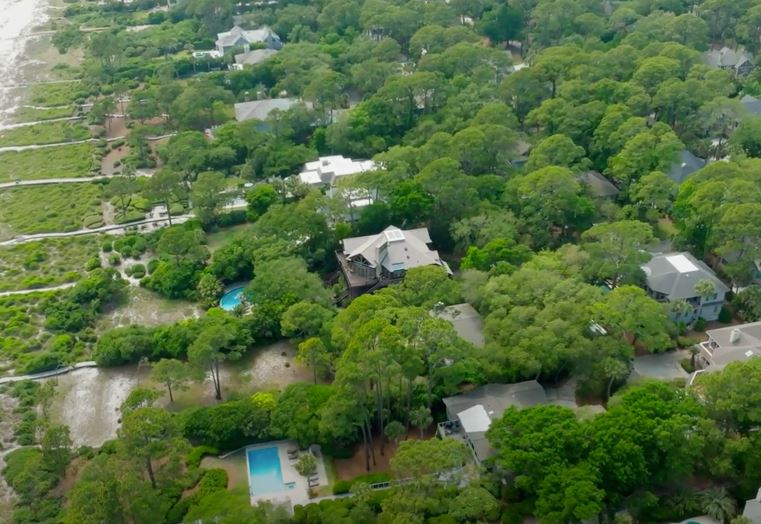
[300,155,377,186]
[298,171,322,185]
[457,404,492,433]
[666,254,699,273]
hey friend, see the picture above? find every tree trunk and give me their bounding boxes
[366,419,376,466]
[405,380,413,431]
[211,361,222,400]
[360,422,370,471]
[168,382,174,403]
[146,457,156,488]
[312,366,317,385]
[376,379,385,456]
[607,376,615,400]
[164,198,173,226]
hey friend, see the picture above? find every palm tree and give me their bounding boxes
[670,299,694,321]
[700,487,737,523]
[410,405,433,438]
[695,279,717,319]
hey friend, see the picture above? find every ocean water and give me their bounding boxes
[0,0,48,124]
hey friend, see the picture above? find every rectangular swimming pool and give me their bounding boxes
[247,446,291,496]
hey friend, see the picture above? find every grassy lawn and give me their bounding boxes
[27,82,86,107]
[0,143,100,182]
[0,184,103,239]
[200,452,248,490]
[0,121,90,147]
[12,105,75,123]
[0,236,101,292]
[205,223,252,252]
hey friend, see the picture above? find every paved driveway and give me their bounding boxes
[631,350,689,381]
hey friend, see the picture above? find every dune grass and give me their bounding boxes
[28,82,86,107]
[0,143,100,182]
[12,105,75,123]
[0,236,101,292]
[0,184,103,239]
[0,121,90,147]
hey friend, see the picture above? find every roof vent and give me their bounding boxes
[730,328,742,344]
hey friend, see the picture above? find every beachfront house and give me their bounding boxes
[642,252,728,324]
[216,26,282,55]
[336,226,451,301]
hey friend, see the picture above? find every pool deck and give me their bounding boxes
[246,440,329,509]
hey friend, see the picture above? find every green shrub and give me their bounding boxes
[169,203,185,216]
[130,264,146,279]
[719,306,733,323]
[20,352,64,375]
[85,256,101,271]
[332,472,391,495]
[693,317,707,331]
[115,210,146,224]
[101,240,113,252]
[187,445,219,469]
[109,253,121,266]
[198,468,228,496]
[147,258,159,274]
[166,498,192,524]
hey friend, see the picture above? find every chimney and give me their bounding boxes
[730,328,741,344]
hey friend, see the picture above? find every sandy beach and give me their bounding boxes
[0,0,51,125]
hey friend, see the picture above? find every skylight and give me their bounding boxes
[384,229,405,242]
[666,254,699,273]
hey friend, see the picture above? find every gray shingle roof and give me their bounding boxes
[442,381,548,461]
[234,48,279,66]
[234,98,301,122]
[578,170,620,198]
[341,226,450,276]
[705,321,761,368]
[743,490,761,524]
[742,95,761,116]
[642,252,728,300]
[216,25,280,48]
[434,303,485,348]
[668,150,706,185]
[704,47,752,69]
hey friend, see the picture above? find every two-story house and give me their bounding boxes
[215,26,282,55]
[641,252,729,323]
[698,321,761,371]
[336,226,451,300]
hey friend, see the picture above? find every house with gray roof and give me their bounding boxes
[233,48,279,69]
[215,25,282,55]
[743,488,761,524]
[578,170,619,199]
[433,303,485,348]
[336,226,451,300]
[704,46,753,76]
[439,381,547,463]
[642,252,728,323]
[668,150,706,186]
[741,94,761,117]
[698,321,761,371]
[234,98,306,123]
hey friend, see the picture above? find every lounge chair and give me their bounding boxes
[287,448,299,458]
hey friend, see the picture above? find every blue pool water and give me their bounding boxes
[247,446,289,495]
[219,286,246,311]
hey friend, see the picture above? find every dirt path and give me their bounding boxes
[0,282,75,297]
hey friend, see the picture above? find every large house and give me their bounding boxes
[704,46,753,76]
[667,150,706,186]
[439,381,548,463]
[642,252,728,323]
[215,25,282,55]
[337,226,451,300]
[698,321,761,371]
[298,155,377,187]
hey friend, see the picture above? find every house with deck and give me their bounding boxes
[439,381,548,463]
[698,321,761,371]
[336,226,451,300]
[642,252,728,323]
